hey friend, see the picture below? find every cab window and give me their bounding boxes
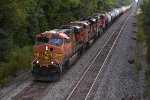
[50,38,63,46]
[64,38,70,44]
[35,37,49,45]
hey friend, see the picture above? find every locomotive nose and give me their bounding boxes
[32,64,62,81]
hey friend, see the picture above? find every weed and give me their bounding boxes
[135,74,139,81]
[0,46,33,81]
[135,48,142,73]
[0,77,11,86]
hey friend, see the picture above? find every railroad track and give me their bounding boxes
[12,82,51,100]
[122,95,140,100]
[64,8,134,100]
[0,71,31,99]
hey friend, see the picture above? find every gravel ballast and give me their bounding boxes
[93,6,146,100]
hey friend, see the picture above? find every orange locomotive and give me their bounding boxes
[32,16,106,81]
[32,25,90,81]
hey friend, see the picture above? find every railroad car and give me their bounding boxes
[80,17,98,38]
[69,20,98,46]
[105,12,112,26]
[93,13,107,32]
[31,5,131,81]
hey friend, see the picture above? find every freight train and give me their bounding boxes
[31,5,131,81]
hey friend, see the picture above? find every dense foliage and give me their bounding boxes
[0,0,117,62]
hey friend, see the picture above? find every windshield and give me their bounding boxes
[50,38,63,46]
[35,37,49,45]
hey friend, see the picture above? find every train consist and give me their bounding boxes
[31,5,131,81]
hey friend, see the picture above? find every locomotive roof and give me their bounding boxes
[93,13,101,17]
[60,25,83,33]
[70,21,90,26]
[46,29,74,35]
[80,16,97,25]
[60,25,81,30]
[93,16,100,19]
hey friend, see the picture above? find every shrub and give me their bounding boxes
[0,46,33,81]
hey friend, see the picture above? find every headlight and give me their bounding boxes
[36,60,39,64]
[51,61,54,64]
[46,46,48,51]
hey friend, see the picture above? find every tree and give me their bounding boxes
[140,0,150,61]
[0,0,133,62]
[0,29,12,62]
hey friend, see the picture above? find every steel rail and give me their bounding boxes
[85,9,134,100]
[12,82,50,100]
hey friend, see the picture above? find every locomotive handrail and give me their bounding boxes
[31,54,39,66]
[50,54,60,66]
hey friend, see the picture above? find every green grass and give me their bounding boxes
[135,44,142,74]
[0,77,11,86]
[134,50,142,82]
[135,13,146,73]
[137,14,147,44]
[137,9,150,99]
[144,76,150,99]
[135,61,142,72]
[137,2,150,99]
[0,46,33,83]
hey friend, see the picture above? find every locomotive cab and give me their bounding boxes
[32,30,72,81]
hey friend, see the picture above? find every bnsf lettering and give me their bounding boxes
[35,52,63,57]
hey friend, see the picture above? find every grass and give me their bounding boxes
[137,8,150,99]
[0,77,11,86]
[144,76,150,99]
[135,13,144,73]
[135,74,139,81]
[137,13,147,44]
[0,46,33,84]
[135,49,142,72]
[134,50,141,81]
